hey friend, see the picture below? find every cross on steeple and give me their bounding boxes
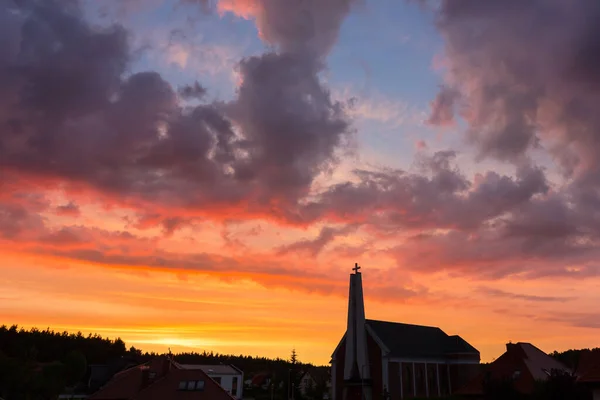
[353,263,361,273]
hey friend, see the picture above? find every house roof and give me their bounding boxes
[133,369,234,400]
[90,357,235,400]
[174,364,242,375]
[251,373,271,386]
[365,319,479,359]
[517,343,570,381]
[456,342,571,396]
[89,364,145,399]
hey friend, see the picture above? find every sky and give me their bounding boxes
[1,0,600,366]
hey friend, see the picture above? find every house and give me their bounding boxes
[173,363,244,399]
[250,373,272,389]
[457,342,571,397]
[299,371,318,395]
[577,351,600,400]
[331,264,480,400]
[89,356,235,400]
[299,369,332,399]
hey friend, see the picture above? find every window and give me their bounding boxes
[178,380,205,391]
[213,376,222,385]
[232,377,238,396]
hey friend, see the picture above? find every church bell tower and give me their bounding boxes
[343,263,372,400]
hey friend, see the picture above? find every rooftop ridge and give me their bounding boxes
[366,318,444,332]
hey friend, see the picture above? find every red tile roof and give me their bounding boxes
[90,357,235,400]
[251,373,271,386]
[89,365,144,400]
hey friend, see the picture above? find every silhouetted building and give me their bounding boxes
[173,363,243,399]
[330,264,480,400]
[457,342,570,397]
[299,368,332,399]
[89,356,235,400]
[577,351,600,400]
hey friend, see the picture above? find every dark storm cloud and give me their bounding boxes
[228,52,349,202]
[396,0,600,277]
[432,0,600,173]
[0,0,352,218]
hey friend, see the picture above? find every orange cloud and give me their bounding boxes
[217,0,260,19]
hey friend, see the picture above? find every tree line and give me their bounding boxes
[0,325,327,400]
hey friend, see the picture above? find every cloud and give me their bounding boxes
[346,91,424,128]
[276,225,357,257]
[401,0,600,279]
[0,0,352,225]
[216,0,360,58]
[431,0,600,177]
[390,209,600,280]
[158,29,242,78]
[300,152,548,232]
[178,82,207,100]
[5,0,600,287]
[427,85,458,126]
[478,287,575,303]
[55,202,81,217]
[0,200,423,302]
[545,312,600,330]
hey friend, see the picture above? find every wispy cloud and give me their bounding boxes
[335,87,425,128]
[478,287,575,303]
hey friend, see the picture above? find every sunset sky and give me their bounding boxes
[2,0,600,366]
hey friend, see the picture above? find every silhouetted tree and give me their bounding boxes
[533,369,590,400]
[64,350,87,386]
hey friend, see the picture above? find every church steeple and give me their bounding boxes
[343,263,371,400]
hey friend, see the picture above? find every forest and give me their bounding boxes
[0,325,327,400]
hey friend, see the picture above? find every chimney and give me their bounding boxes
[140,365,150,388]
[161,356,171,376]
[506,342,517,353]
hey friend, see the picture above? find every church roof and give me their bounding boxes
[365,319,479,359]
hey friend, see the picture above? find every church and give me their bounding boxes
[330,264,480,400]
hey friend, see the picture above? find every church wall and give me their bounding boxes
[333,339,346,400]
[388,362,401,400]
[449,363,481,394]
[426,363,438,397]
[367,331,383,400]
